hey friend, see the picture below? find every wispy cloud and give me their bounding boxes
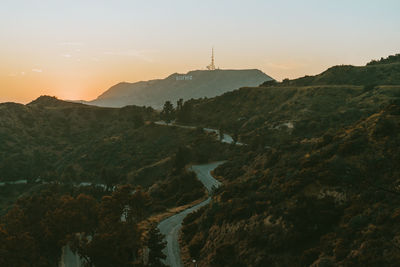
[59,42,84,46]
[8,71,29,77]
[32,68,43,73]
[62,54,72,58]
[104,49,158,62]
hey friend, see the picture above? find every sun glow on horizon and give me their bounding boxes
[1,0,399,103]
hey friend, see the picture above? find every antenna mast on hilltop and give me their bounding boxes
[206,47,216,70]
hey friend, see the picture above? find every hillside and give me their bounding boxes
[157,55,400,266]
[0,96,231,182]
[185,85,400,146]
[181,103,400,266]
[86,69,272,108]
[0,96,232,212]
[0,96,236,266]
[267,54,400,87]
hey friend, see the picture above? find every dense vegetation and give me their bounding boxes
[0,95,233,266]
[367,53,400,66]
[0,183,168,266]
[187,85,400,144]
[179,55,400,266]
[0,96,231,208]
[181,103,400,266]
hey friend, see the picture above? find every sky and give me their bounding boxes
[0,0,399,103]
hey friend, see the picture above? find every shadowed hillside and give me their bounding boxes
[86,69,273,108]
[0,96,229,187]
[186,85,400,146]
[181,103,400,266]
[177,55,400,267]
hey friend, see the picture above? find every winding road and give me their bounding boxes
[155,121,244,267]
[158,161,225,267]
[59,122,235,266]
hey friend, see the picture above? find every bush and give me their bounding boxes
[363,83,377,93]
[349,214,369,229]
[188,232,204,258]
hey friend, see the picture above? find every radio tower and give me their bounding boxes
[206,47,216,70]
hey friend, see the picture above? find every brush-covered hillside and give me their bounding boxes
[181,103,400,266]
[0,95,236,266]
[187,85,400,146]
[0,96,232,213]
[176,54,400,266]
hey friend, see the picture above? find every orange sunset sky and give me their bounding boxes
[1,0,399,103]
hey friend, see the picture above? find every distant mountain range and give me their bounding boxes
[80,69,272,108]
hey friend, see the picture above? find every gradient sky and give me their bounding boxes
[1,0,399,103]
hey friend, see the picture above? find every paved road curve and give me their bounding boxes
[158,161,225,267]
[155,121,244,145]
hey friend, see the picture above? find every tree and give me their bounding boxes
[218,126,224,141]
[260,80,277,87]
[71,186,150,267]
[363,83,377,93]
[232,131,239,145]
[101,168,122,191]
[176,101,193,123]
[173,147,191,172]
[161,101,174,123]
[146,226,167,267]
[176,98,183,112]
[231,122,240,145]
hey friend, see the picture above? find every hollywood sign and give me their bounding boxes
[176,75,193,81]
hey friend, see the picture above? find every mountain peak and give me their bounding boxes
[90,69,273,108]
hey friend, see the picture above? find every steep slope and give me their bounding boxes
[88,69,273,108]
[175,55,400,267]
[181,103,400,266]
[186,85,400,146]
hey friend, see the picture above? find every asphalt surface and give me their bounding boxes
[158,161,225,267]
[59,245,84,267]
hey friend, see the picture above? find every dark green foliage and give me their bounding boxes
[146,226,167,267]
[367,54,400,65]
[182,103,400,266]
[259,79,277,87]
[173,146,191,172]
[363,83,377,93]
[150,170,205,209]
[160,101,174,123]
[176,100,193,123]
[211,244,243,267]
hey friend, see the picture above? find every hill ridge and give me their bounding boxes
[87,69,273,108]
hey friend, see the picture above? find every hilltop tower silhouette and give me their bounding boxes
[206,47,216,70]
